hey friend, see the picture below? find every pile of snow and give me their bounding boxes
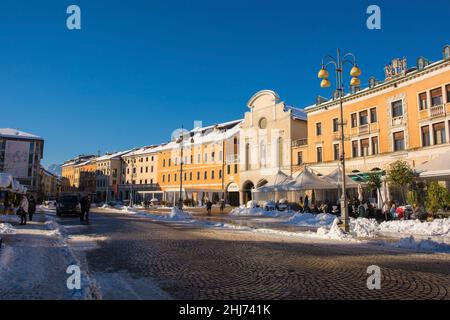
[288,213,336,228]
[230,206,293,218]
[349,218,380,238]
[388,236,450,253]
[0,223,16,234]
[379,219,450,237]
[101,204,138,214]
[316,218,354,240]
[230,207,266,216]
[168,207,192,220]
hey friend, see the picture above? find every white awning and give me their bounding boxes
[416,150,450,178]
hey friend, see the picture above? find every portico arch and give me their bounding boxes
[241,180,255,204]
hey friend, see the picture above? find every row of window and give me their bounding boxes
[125,179,154,185]
[419,85,450,110]
[316,108,378,136]
[315,84,450,136]
[162,151,226,167]
[314,136,380,163]
[421,122,447,146]
[126,156,155,164]
[125,166,154,174]
[162,164,238,183]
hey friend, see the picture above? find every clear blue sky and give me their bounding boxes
[0,0,449,166]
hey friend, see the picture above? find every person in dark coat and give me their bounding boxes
[219,199,225,213]
[206,200,212,216]
[28,195,36,221]
[80,196,91,223]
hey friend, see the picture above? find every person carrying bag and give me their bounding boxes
[17,195,29,225]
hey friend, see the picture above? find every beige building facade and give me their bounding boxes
[239,90,308,204]
[119,146,161,203]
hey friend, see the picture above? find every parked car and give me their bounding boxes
[56,194,81,217]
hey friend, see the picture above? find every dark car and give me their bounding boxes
[56,194,81,217]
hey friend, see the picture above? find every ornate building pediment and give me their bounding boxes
[384,57,407,80]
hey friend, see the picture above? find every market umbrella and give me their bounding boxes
[358,184,364,202]
[287,168,331,191]
[322,167,360,188]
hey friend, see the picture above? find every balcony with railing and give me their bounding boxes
[291,138,308,148]
[358,124,369,134]
[391,115,405,126]
[430,104,446,118]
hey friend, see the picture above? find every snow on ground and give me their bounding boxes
[286,213,450,239]
[287,212,336,227]
[230,206,294,218]
[169,207,192,220]
[0,223,16,234]
[101,204,138,214]
[387,236,450,253]
[379,219,450,237]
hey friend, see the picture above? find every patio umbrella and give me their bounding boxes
[288,168,331,191]
[358,184,364,202]
[322,167,360,188]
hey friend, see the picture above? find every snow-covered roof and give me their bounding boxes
[284,106,307,121]
[0,128,42,140]
[96,150,131,161]
[74,159,96,167]
[154,119,242,152]
[122,146,161,157]
[41,167,58,177]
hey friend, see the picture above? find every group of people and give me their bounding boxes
[14,194,37,225]
[297,194,430,222]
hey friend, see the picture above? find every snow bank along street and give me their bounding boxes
[0,213,99,300]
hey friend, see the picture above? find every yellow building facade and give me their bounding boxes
[157,120,241,206]
[294,52,450,177]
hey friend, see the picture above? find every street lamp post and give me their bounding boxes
[317,48,361,232]
[130,159,136,207]
[176,127,194,210]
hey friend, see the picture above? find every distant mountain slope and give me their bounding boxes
[46,164,62,176]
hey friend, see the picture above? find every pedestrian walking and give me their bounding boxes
[80,195,91,223]
[304,195,309,210]
[206,200,212,216]
[219,198,225,214]
[3,192,10,215]
[17,195,29,225]
[28,195,36,221]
